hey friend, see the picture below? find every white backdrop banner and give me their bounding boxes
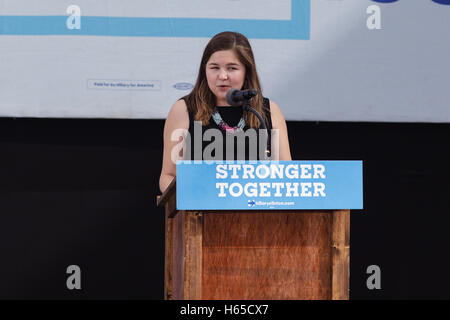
[0,0,449,122]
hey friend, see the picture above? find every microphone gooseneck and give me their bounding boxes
[243,103,271,160]
[242,104,266,130]
[226,88,271,159]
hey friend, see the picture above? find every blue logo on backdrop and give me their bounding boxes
[431,0,450,5]
[371,0,450,4]
[173,82,194,90]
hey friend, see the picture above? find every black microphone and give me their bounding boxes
[226,88,258,106]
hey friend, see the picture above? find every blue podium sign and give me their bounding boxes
[176,161,363,210]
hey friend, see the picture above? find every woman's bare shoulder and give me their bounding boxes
[166,99,189,129]
[268,100,286,128]
[269,100,281,112]
[168,98,189,116]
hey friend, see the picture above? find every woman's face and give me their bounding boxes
[205,49,246,106]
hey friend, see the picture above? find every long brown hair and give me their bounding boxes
[183,31,267,128]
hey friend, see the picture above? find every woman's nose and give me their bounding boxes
[219,69,228,80]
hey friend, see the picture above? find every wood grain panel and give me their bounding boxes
[184,211,203,299]
[171,210,184,300]
[331,210,350,300]
[164,207,173,300]
[202,211,332,300]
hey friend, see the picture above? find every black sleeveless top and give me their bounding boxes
[183,97,273,160]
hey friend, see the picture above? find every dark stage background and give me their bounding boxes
[0,117,449,299]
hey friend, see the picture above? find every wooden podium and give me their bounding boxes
[157,179,350,300]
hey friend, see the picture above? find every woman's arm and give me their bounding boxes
[270,100,292,161]
[159,99,190,193]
